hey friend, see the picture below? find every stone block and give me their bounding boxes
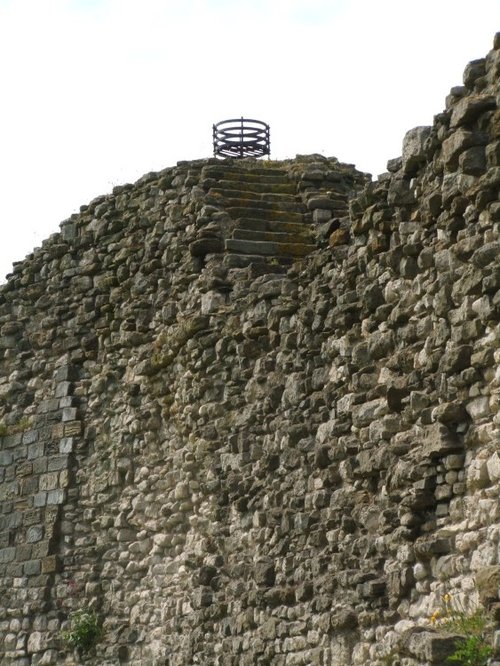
[192,586,213,608]
[41,555,61,574]
[54,365,79,382]
[406,630,458,662]
[450,94,496,127]
[467,459,490,489]
[444,454,465,470]
[352,399,387,427]
[432,402,468,426]
[359,579,386,599]
[486,452,500,483]
[22,430,38,445]
[201,291,226,315]
[402,126,431,175]
[313,208,333,223]
[27,444,45,460]
[61,408,77,422]
[46,489,65,505]
[0,547,16,563]
[24,559,41,576]
[466,396,491,420]
[27,631,43,653]
[26,526,44,543]
[61,221,78,241]
[471,241,500,268]
[0,450,13,465]
[31,540,50,558]
[463,58,486,88]
[254,560,275,587]
[475,565,500,604]
[307,196,344,211]
[415,536,453,559]
[58,437,74,454]
[189,238,223,257]
[47,455,68,472]
[63,421,82,437]
[55,382,72,398]
[459,146,487,175]
[441,129,488,170]
[387,178,415,205]
[438,345,472,373]
[39,473,58,491]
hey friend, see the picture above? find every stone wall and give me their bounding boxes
[0,34,499,666]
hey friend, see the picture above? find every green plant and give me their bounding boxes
[62,608,102,654]
[0,417,32,437]
[447,635,493,665]
[430,594,493,666]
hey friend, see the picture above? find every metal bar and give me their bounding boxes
[213,118,270,159]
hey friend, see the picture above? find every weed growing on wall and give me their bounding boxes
[429,594,493,666]
[0,417,32,437]
[60,579,103,656]
[62,608,102,654]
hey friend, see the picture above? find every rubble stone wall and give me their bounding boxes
[0,34,499,666]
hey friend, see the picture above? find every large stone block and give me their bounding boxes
[402,126,431,175]
[405,630,459,662]
[441,129,488,170]
[450,94,496,127]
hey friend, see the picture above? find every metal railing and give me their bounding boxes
[213,117,270,158]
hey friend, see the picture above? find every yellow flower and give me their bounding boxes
[430,610,441,624]
[442,593,451,603]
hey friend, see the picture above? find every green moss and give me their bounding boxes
[0,417,33,437]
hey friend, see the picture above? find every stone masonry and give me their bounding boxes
[0,33,499,666]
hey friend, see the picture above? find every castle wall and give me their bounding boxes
[0,34,499,666]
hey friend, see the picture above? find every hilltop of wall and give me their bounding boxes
[0,33,499,666]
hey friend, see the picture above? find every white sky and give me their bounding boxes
[0,0,498,282]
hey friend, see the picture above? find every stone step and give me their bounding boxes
[223,253,293,269]
[209,187,298,203]
[225,238,316,257]
[212,179,295,195]
[225,208,304,224]
[236,217,311,234]
[223,197,305,213]
[232,228,312,244]
[202,165,290,185]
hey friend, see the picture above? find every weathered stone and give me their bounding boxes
[466,396,491,420]
[475,566,500,604]
[402,126,431,175]
[459,145,487,174]
[307,196,344,211]
[441,129,489,170]
[406,630,459,662]
[432,402,468,425]
[463,58,486,88]
[189,237,223,257]
[254,561,276,587]
[450,94,496,127]
[387,178,415,205]
[471,241,500,267]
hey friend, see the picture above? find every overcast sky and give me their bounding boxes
[0,0,498,282]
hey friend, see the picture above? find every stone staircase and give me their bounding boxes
[201,164,315,271]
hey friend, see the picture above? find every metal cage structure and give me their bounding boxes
[213,117,270,159]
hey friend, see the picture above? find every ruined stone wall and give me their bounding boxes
[0,34,499,666]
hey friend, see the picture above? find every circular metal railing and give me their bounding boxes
[213,117,270,159]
